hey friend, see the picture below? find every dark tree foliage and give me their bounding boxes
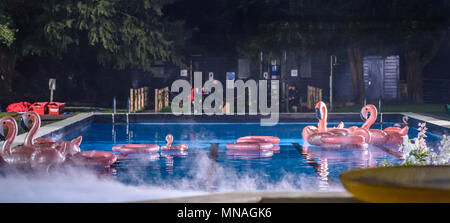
[0,3,15,47]
[0,0,448,106]
[0,0,187,106]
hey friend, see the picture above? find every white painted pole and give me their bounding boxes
[50,90,53,102]
[113,97,116,114]
[330,56,335,112]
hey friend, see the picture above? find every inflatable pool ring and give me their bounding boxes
[69,150,117,167]
[320,127,371,144]
[160,134,188,151]
[112,144,160,154]
[226,142,273,151]
[237,136,280,144]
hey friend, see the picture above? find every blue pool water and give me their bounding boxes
[61,122,442,192]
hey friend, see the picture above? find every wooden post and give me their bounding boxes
[144,87,148,108]
[138,88,142,111]
[155,89,158,112]
[137,88,140,111]
[134,89,138,112]
[159,88,163,111]
[130,88,134,113]
[142,87,145,109]
[140,88,144,111]
[306,85,323,110]
[164,87,169,107]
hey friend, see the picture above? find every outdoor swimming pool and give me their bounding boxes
[60,122,443,192]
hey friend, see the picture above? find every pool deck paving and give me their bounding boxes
[138,191,358,203]
[12,112,94,147]
[401,112,450,129]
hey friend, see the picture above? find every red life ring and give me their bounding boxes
[237,136,280,144]
[226,142,273,151]
[112,144,160,154]
[69,151,117,167]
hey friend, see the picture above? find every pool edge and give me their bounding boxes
[133,191,358,203]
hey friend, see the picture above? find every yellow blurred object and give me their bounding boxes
[340,166,450,203]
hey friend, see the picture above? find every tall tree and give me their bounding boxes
[391,0,449,103]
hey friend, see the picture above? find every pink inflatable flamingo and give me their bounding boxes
[357,104,408,145]
[21,111,82,157]
[20,111,54,145]
[161,134,188,151]
[302,101,370,149]
[0,116,65,171]
[302,101,346,142]
[15,112,114,168]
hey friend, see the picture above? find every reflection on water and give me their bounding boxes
[60,122,437,192]
[299,142,403,191]
[225,150,274,159]
[161,150,188,172]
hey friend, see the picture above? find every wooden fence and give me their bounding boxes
[130,87,149,112]
[302,85,322,110]
[155,87,169,112]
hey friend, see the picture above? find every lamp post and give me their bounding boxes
[329,55,337,112]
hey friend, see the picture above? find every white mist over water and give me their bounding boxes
[0,151,343,203]
[176,153,343,192]
[0,166,205,203]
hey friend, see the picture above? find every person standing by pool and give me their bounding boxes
[288,85,299,112]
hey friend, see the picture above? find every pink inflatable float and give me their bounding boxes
[302,101,347,142]
[227,135,280,151]
[69,150,117,167]
[112,144,160,154]
[302,101,370,149]
[0,116,65,171]
[21,111,82,157]
[20,112,115,168]
[20,111,55,145]
[356,104,408,145]
[226,142,274,151]
[160,134,188,151]
[237,136,280,144]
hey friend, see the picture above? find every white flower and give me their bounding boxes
[393,124,449,166]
